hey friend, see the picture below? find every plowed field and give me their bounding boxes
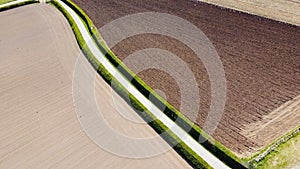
[72,0,300,156]
[0,4,191,168]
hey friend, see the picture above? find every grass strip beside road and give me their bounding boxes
[0,0,14,5]
[60,0,247,168]
[0,0,37,12]
[1,1,297,168]
[248,126,300,168]
[50,1,213,168]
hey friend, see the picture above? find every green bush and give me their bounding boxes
[51,1,213,168]
[52,0,248,168]
[0,0,13,5]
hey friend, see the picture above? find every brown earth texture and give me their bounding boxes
[0,4,191,168]
[73,0,300,157]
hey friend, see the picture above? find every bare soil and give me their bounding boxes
[73,0,300,157]
[0,4,191,168]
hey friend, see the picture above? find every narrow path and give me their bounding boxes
[56,0,230,168]
[0,0,27,8]
[0,3,191,169]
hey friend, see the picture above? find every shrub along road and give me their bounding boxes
[73,0,300,158]
[0,3,192,169]
[0,0,24,8]
[55,0,230,168]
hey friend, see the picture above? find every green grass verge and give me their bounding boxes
[0,0,38,12]
[59,0,247,168]
[50,1,212,168]
[248,126,300,168]
[48,1,300,168]
[250,129,300,169]
[66,1,300,168]
[54,0,300,168]
[1,0,297,168]
[0,0,13,5]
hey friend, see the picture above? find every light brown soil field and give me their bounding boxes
[73,0,300,157]
[0,4,191,168]
[198,0,300,26]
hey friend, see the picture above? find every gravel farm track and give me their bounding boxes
[73,0,300,157]
[0,4,191,168]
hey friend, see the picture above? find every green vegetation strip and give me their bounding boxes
[50,0,212,168]
[0,0,38,12]
[1,0,297,168]
[60,0,247,168]
[0,0,14,5]
[60,1,300,169]
[248,126,300,168]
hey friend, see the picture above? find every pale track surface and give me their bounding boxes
[73,0,300,157]
[58,1,230,168]
[198,0,300,26]
[0,4,191,169]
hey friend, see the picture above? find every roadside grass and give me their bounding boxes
[248,126,300,169]
[0,0,298,168]
[0,0,37,12]
[251,129,300,169]
[50,0,212,168]
[0,0,14,5]
[3,0,299,169]
[71,1,300,167]
[63,1,300,168]
[2,0,299,168]
[58,0,247,168]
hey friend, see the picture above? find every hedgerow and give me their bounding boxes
[50,1,212,168]
[57,0,248,168]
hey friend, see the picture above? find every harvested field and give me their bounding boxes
[0,4,191,168]
[73,0,300,157]
[198,0,300,26]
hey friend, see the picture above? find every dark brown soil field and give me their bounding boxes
[73,0,300,156]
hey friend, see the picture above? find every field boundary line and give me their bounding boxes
[58,0,250,168]
[49,0,236,168]
[196,0,300,26]
[247,126,300,168]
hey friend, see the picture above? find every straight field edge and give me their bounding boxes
[47,1,300,168]
[247,126,300,168]
[6,0,298,168]
[195,0,300,27]
[57,0,248,168]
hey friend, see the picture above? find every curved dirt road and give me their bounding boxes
[73,0,300,157]
[57,1,230,168]
[0,4,191,169]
